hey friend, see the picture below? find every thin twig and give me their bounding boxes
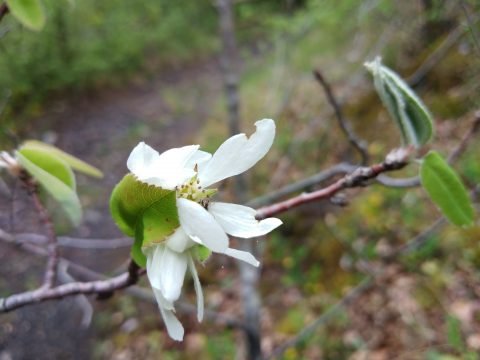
[268,277,373,359]
[57,262,94,328]
[407,16,478,86]
[0,260,140,312]
[256,148,411,219]
[22,175,59,289]
[3,231,132,249]
[460,1,480,58]
[247,162,356,208]
[313,70,369,165]
[447,110,480,164]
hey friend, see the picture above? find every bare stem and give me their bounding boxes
[313,69,369,165]
[0,260,140,312]
[21,175,59,289]
[256,148,410,220]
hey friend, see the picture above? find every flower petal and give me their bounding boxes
[146,245,188,302]
[198,119,275,187]
[156,145,200,170]
[127,142,160,179]
[177,198,229,253]
[127,142,199,189]
[146,245,165,290]
[208,202,282,238]
[166,227,195,253]
[158,247,188,302]
[185,150,212,171]
[151,284,174,311]
[152,291,184,342]
[188,255,204,322]
[225,248,260,267]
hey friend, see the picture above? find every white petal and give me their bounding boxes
[198,119,275,187]
[146,245,165,290]
[188,255,204,322]
[158,247,188,302]
[151,284,174,310]
[225,248,260,267]
[156,145,200,169]
[166,227,195,253]
[127,142,160,179]
[127,142,199,189]
[155,297,184,341]
[146,245,188,302]
[185,150,212,170]
[208,202,282,238]
[177,198,229,253]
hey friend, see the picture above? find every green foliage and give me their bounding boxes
[365,57,434,147]
[18,146,76,189]
[16,150,82,226]
[0,0,218,112]
[5,0,46,31]
[109,174,179,267]
[420,151,475,227]
[22,140,103,178]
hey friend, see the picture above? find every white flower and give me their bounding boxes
[127,119,282,341]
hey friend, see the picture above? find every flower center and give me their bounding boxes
[176,176,217,203]
[177,177,207,201]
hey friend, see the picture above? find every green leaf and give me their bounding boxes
[110,174,180,267]
[5,0,46,31]
[18,147,76,190]
[16,152,82,226]
[420,151,475,227]
[21,140,103,178]
[365,57,434,147]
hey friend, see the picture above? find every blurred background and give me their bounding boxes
[0,0,479,359]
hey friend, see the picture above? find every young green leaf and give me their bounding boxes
[110,174,180,267]
[18,147,76,190]
[365,57,434,147]
[21,140,103,178]
[5,0,46,31]
[420,151,475,227]
[16,152,82,226]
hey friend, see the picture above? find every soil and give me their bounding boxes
[0,59,224,360]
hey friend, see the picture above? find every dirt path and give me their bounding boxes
[0,59,224,360]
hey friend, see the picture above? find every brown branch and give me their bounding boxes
[256,148,411,219]
[4,231,132,249]
[247,162,356,208]
[313,70,369,165]
[20,175,59,289]
[0,260,140,312]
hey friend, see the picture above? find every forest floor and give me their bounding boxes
[0,57,225,360]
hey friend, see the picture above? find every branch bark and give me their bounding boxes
[0,260,140,312]
[256,148,411,219]
[22,175,59,289]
